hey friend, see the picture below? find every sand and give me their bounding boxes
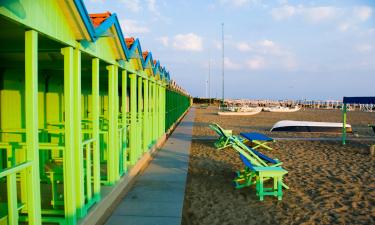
[182,106,375,225]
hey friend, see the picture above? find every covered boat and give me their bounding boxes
[218,107,262,116]
[270,120,352,133]
[263,106,301,112]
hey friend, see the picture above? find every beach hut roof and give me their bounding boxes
[142,51,149,60]
[89,12,111,27]
[125,37,135,48]
[142,51,155,71]
[74,0,172,81]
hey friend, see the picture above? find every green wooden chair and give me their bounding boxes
[230,136,289,201]
[209,123,246,150]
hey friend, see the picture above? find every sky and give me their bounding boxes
[85,0,375,100]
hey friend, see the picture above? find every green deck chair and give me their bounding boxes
[230,136,289,200]
[208,123,246,150]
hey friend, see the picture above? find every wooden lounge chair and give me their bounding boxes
[230,136,289,201]
[208,123,246,150]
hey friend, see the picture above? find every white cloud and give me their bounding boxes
[220,0,249,7]
[278,0,288,4]
[303,6,338,23]
[271,5,339,23]
[236,42,252,51]
[157,36,169,47]
[120,0,141,13]
[224,57,241,70]
[259,39,275,48]
[356,44,372,53]
[353,6,372,22]
[271,5,296,20]
[147,0,157,12]
[121,19,150,35]
[214,40,222,50]
[219,0,263,7]
[246,56,265,70]
[338,23,350,32]
[172,33,203,51]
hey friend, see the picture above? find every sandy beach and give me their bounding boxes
[182,106,375,225]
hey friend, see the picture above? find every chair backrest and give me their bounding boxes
[208,124,225,137]
[230,136,268,167]
[214,123,231,138]
[239,153,255,170]
[231,135,280,166]
[247,146,279,164]
[209,123,230,138]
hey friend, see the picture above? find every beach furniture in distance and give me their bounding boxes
[240,132,275,150]
[271,120,352,133]
[230,136,289,201]
[200,104,208,109]
[209,123,247,150]
[262,105,301,112]
[369,124,375,134]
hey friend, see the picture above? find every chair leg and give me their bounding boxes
[259,176,264,201]
[278,176,283,200]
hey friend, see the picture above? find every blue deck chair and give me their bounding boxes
[230,136,289,200]
[240,132,275,150]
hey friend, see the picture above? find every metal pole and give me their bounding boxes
[342,103,347,145]
[221,22,224,105]
[208,59,211,104]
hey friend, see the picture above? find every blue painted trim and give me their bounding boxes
[127,38,145,70]
[72,0,172,79]
[111,14,131,59]
[93,13,130,59]
[142,52,154,69]
[153,60,161,76]
[73,0,96,41]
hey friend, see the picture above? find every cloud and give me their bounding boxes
[271,5,339,23]
[235,39,286,56]
[304,6,338,23]
[246,56,265,70]
[271,5,296,20]
[224,57,241,70]
[120,0,141,13]
[337,6,373,32]
[259,39,275,48]
[220,0,249,7]
[338,23,350,32]
[147,0,157,12]
[89,0,104,3]
[353,6,372,21]
[219,0,263,7]
[356,44,372,53]
[121,19,150,35]
[157,36,169,47]
[172,33,203,51]
[236,42,252,51]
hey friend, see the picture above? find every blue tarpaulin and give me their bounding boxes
[343,97,375,104]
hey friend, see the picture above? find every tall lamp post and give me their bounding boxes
[221,23,225,106]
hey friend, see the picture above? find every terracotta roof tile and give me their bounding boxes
[89,12,111,27]
[142,51,149,60]
[125,37,135,48]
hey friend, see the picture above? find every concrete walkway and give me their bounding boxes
[105,108,195,225]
